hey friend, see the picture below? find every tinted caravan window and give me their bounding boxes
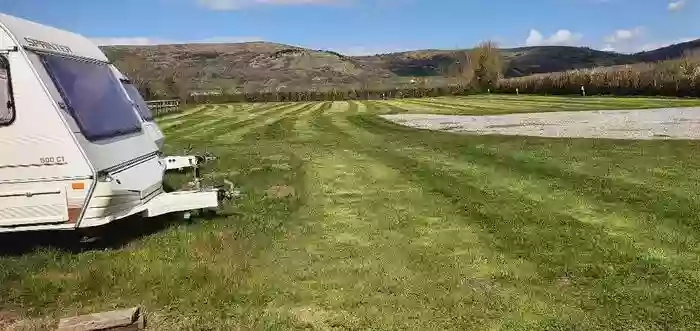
[0,55,14,125]
[121,80,154,121]
[39,54,142,141]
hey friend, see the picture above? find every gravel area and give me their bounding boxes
[381,107,700,140]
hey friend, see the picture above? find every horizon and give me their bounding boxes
[0,0,697,56]
[97,40,685,57]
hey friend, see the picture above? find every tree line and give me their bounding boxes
[184,86,477,104]
[497,50,700,97]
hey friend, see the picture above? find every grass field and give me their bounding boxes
[3,95,700,330]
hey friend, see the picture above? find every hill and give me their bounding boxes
[633,39,700,62]
[100,39,700,97]
[102,42,391,97]
[356,46,633,78]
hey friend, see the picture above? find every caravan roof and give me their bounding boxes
[0,12,108,62]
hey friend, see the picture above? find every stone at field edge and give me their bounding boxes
[57,306,144,331]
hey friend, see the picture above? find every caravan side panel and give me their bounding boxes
[0,49,93,229]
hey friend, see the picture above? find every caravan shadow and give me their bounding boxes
[0,213,193,256]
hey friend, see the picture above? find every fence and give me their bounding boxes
[145,99,181,117]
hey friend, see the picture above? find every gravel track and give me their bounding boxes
[381,107,700,140]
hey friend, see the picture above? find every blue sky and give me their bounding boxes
[0,0,697,55]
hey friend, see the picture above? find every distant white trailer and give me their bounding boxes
[0,12,233,233]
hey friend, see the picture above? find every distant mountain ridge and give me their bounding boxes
[100,38,700,97]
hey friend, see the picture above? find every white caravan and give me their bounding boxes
[0,13,232,233]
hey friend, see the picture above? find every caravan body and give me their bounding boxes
[0,13,225,233]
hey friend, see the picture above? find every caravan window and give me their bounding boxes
[0,55,14,125]
[121,80,154,121]
[39,54,142,141]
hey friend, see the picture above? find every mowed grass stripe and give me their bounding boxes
[292,102,333,142]
[160,105,235,134]
[156,105,209,124]
[163,102,292,138]
[344,100,358,114]
[415,97,577,110]
[169,102,300,143]
[476,94,700,105]
[370,100,408,114]
[457,97,679,110]
[242,102,330,143]
[188,102,293,136]
[406,97,627,114]
[158,103,264,129]
[161,104,252,135]
[214,102,324,143]
[196,103,303,141]
[395,98,498,113]
[388,98,535,115]
[157,105,218,131]
[352,100,368,113]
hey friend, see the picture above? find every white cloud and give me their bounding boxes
[604,27,644,44]
[197,0,243,10]
[601,27,645,52]
[525,29,583,46]
[598,25,697,53]
[601,37,697,54]
[668,0,686,11]
[92,36,263,46]
[197,0,338,10]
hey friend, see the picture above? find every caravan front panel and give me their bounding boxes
[0,29,94,228]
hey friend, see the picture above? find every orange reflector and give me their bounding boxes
[71,182,85,190]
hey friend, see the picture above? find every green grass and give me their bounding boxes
[3,95,700,330]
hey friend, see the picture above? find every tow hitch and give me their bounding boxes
[178,147,241,204]
[217,179,241,201]
[162,145,218,172]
